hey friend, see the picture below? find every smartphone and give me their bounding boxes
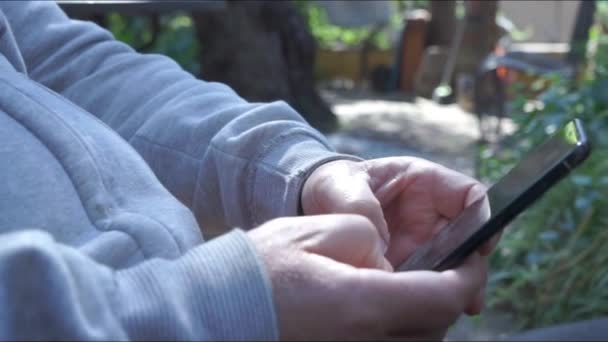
[397,119,591,272]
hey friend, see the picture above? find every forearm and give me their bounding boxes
[0,229,277,340]
[1,1,356,234]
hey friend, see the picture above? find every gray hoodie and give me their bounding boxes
[0,1,353,340]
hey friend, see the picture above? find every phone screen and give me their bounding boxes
[488,121,580,215]
[397,120,589,272]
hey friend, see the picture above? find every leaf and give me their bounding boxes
[539,230,559,241]
[571,175,593,186]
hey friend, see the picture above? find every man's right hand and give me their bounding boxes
[249,214,486,341]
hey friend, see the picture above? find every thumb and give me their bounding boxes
[301,214,392,272]
[354,251,485,335]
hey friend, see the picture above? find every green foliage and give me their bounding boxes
[479,9,608,329]
[303,4,380,49]
[106,12,200,75]
[295,0,428,50]
[105,1,431,70]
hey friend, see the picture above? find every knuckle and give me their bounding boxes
[340,198,382,224]
[342,197,375,214]
[344,214,377,239]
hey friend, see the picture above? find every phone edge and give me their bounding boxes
[433,119,591,271]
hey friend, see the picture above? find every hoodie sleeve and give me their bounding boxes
[0,1,360,235]
[0,229,278,341]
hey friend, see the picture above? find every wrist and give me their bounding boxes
[299,157,363,216]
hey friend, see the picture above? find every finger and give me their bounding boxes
[348,252,485,335]
[300,214,392,271]
[464,183,488,207]
[465,255,488,315]
[431,166,486,220]
[365,157,485,221]
[479,229,503,256]
[465,286,486,316]
[385,215,449,266]
[448,181,495,257]
[468,192,497,256]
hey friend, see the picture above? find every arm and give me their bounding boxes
[0,229,276,340]
[1,1,355,233]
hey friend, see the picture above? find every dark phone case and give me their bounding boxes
[398,119,591,272]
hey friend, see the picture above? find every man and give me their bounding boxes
[0,1,496,340]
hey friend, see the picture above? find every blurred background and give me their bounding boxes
[58,0,608,339]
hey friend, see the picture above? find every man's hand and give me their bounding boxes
[301,157,501,314]
[249,215,486,341]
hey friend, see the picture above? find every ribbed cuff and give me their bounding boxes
[116,230,278,341]
[250,133,362,225]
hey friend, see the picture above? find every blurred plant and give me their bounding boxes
[107,12,200,75]
[295,0,428,50]
[478,2,608,329]
[105,1,431,72]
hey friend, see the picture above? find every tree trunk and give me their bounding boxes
[567,0,596,67]
[427,0,456,47]
[192,1,337,132]
[442,0,500,86]
[416,0,500,98]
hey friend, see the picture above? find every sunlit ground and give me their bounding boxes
[323,88,515,177]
